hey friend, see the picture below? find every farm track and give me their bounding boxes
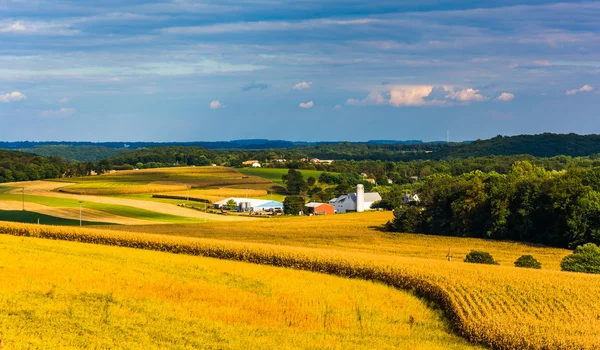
[1,222,599,350]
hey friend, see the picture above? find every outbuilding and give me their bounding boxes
[305,202,335,215]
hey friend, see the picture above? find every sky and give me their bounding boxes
[0,0,599,142]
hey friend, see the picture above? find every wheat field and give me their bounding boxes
[1,222,599,350]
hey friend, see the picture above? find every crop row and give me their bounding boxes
[1,222,599,350]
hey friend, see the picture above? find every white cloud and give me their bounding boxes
[293,81,311,90]
[299,101,313,108]
[445,88,487,102]
[59,97,69,103]
[333,104,342,110]
[390,86,436,106]
[347,85,490,108]
[210,100,224,109]
[0,91,27,102]
[533,60,552,67]
[566,84,594,95]
[39,108,76,118]
[497,92,515,101]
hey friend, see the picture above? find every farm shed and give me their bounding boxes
[213,197,283,213]
[305,202,335,215]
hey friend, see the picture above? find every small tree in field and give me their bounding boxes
[561,243,600,274]
[514,255,542,269]
[464,250,498,265]
[226,199,238,211]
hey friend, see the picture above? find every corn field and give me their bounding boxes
[1,222,599,350]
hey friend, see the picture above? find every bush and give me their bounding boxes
[514,255,542,269]
[561,243,600,274]
[464,250,498,265]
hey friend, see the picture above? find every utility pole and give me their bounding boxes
[79,201,83,227]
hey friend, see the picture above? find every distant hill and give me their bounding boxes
[436,133,600,159]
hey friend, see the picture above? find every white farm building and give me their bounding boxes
[329,184,382,213]
[213,197,283,213]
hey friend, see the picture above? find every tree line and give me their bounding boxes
[387,161,600,248]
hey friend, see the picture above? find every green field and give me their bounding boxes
[0,210,113,226]
[0,193,203,224]
[237,168,332,184]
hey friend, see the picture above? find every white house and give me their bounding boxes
[329,184,382,213]
[402,193,420,204]
[251,162,261,168]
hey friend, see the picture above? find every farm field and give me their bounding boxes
[237,167,331,184]
[0,234,480,350]
[1,222,599,350]
[51,166,272,195]
[113,211,572,271]
[0,210,112,226]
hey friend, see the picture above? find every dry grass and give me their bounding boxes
[1,221,599,349]
[0,234,481,350]
[113,211,571,271]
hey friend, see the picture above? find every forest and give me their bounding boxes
[387,161,600,248]
[0,150,72,183]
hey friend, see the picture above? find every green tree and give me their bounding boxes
[561,243,600,274]
[283,169,308,195]
[283,196,305,215]
[386,206,423,233]
[226,199,238,211]
[307,176,316,187]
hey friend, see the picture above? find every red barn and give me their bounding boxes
[305,202,335,215]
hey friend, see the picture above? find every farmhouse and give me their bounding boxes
[403,193,420,204]
[329,184,382,213]
[305,202,335,215]
[213,197,283,213]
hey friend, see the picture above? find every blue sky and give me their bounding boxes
[0,0,598,142]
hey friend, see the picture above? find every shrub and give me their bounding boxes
[464,250,498,265]
[561,243,600,274]
[514,255,542,269]
[386,206,423,233]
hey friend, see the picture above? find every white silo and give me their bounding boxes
[356,184,365,212]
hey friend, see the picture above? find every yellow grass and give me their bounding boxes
[114,212,571,271]
[0,234,480,350]
[1,222,599,349]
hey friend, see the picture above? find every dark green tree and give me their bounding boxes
[283,196,306,215]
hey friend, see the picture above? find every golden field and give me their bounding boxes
[1,222,599,350]
[113,211,571,271]
[0,234,480,350]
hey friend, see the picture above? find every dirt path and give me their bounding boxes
[0,201,155,225]
[1,180,254,222]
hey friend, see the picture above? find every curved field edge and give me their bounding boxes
[0,235,480,350]
[0,222,598,350]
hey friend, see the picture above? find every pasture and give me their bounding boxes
[0,234,479,350]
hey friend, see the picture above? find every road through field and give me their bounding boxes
[1,181,254,222]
